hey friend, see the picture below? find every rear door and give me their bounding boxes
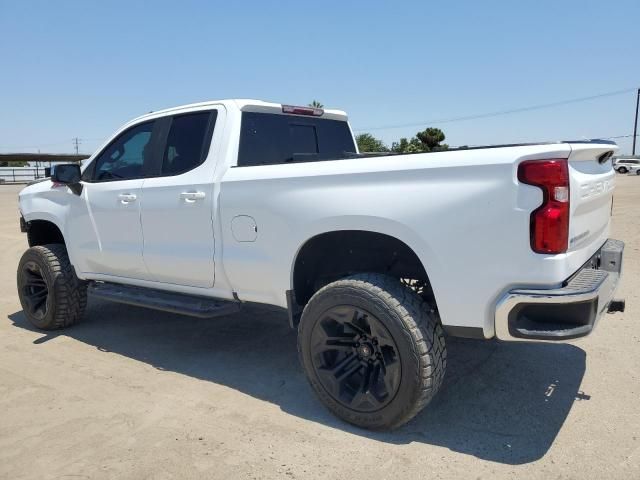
[139,108,222,287]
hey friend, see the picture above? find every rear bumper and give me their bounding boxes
[495,239,624,341]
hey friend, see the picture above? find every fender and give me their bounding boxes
[287,214,446,308]
[19,181,77,265]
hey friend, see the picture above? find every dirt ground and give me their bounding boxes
[0,177,638,480]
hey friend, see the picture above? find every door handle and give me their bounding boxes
[118,193,137,204]
[180,191,206,203]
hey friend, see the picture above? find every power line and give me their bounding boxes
[354,87,639,132]
[1,88,638,150]
[603,133,639,139]
[0,137,106,151]
[0,140,70,150]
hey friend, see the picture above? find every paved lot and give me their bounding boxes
[1,178,639,479]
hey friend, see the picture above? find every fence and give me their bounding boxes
[0,167,49,184]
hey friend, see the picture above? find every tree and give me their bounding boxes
[355,133,389,152]
[391,127,449,153]
[416,127,448,151]
[391,137,424,153]
[0,160,28,167]
[308,100,324,108]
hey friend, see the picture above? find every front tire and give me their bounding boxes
[17,244,87,330]
[297,273,446,430]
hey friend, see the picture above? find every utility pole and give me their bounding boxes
[72,137,81,155]
[633,88,639,156]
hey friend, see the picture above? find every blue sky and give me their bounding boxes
[1,0,639,155]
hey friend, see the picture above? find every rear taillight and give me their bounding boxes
[518,159,570,254]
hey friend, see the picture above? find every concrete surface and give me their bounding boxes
[0,178,638,479]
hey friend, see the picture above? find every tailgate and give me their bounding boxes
[567,143,617,254]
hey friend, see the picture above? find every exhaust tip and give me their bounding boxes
[607,298,625,313]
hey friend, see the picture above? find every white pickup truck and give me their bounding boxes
[17,99,625,429]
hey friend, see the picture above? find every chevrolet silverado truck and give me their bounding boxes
[17,99,625,429]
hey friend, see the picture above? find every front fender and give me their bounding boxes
[20,183,70,238]
[19,182,77,261]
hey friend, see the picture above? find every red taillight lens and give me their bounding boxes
[282,105,324,116]
[518,159,570,254]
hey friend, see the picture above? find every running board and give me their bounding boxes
[88,282,241,318]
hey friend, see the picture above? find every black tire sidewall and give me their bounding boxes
[17,247,59,329]
[298,279,432,429]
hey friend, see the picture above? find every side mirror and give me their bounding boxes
[52,164,81,185]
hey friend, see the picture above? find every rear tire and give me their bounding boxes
[618,167,628,174]
[297,273,446,430]
[17,244,87,330]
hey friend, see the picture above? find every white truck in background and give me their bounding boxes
[17,99,624,429]
[613,156,640,173]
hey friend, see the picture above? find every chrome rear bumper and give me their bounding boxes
[495,239,624,341]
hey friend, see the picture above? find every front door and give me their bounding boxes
[70,120,157,279]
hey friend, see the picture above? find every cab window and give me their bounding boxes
[161,111,215,176]
[90,121,155,182]
[237,112,356,167]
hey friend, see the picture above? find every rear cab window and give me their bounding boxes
[161,111,217,176]
[237,112,356,167]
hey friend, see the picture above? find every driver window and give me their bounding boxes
[92,121,154,181]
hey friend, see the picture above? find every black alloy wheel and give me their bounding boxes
[19,260,50,320]
[298,273,446,430]
[17,244,87,330]
[309,305,401,412]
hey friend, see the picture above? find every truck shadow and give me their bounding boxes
[8,298,587,465]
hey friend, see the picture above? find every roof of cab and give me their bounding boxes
[130,99,348,124]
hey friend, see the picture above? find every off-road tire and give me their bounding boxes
[298,273,446,430]
[17,244,87,330]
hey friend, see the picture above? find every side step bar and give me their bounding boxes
[88,282,241,318]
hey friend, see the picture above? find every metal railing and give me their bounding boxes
[0,167,49,184]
